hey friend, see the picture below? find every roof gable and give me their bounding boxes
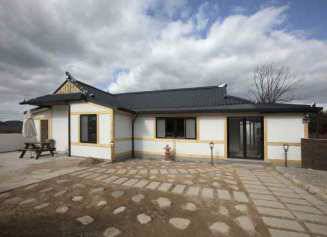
[54,81,81,94]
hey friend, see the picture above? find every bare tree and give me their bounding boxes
[250,64,298,104]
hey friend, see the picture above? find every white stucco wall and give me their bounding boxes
[71,145,111,159]
[32,110,51,120]
[71,115,79,143]
[31,109,51,142]
[199,116,225,141]
[267,116,304,143]
[176,142,224,158]
[134,115,226,159]
[135,116,155,138]
[115,113,132,138]
[70,102,113,159]
[266,115,305,161]
[115,140,132,153]
[52,105,68,153]
[268,145,301,161]
[99,114,112,145]
[71,102,109,113]
[135,139,174,155]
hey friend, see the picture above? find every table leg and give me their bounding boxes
[19,150,26,158]
[19,144,29,158]
[36,150,41,160]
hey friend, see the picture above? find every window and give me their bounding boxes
[156,117,196,139]
[80,114,97,143]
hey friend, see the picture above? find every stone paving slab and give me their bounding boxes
[253,199,284,209]
[279,197,310,205]
[292,211,327,224]
[146,181,160,190]
[233,191,249,203]
[186,186,200,196]
[171,184,185,194]
[271,191,300,198]
[122,179,139,187]
[249,193,277,201]
[134,180,149,188]
[94,175,109,181]
[286,204,322,214]
[158,183,173,192]
[246,188,272,195]
[217,189,231,200]
[103,176,119,184]
[256,207,294,219]
[201,188,214,199]
[305,222,327,235]
[262,216,305,232]
[269,229,310,237]
[113,178,128,185]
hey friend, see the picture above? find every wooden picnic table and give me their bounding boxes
[19,142,55,159]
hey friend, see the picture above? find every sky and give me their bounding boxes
[0,0,327,120]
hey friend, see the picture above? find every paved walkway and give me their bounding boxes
[69,159,327,236]
[276,166,327,199]
[1,158,327,236]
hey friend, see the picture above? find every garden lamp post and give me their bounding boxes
[283,143,289,167]
[209,142,214,165]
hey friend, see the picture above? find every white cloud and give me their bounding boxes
[108,5,327,107]
[0,1,326,120]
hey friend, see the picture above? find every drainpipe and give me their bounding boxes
[316,112,320,138]
[132,114,137,158]
[68,102,71,157]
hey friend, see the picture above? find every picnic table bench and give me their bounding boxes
[19,142,56,159]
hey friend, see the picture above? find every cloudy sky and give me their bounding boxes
[1,0,327,120]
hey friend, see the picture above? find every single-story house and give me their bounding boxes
[21,72,322,166]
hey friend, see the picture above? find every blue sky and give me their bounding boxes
[0,0,327,120]
[150,0,327,39]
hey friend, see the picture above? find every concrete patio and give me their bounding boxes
[1,157,327,236]
[0,151,90,192]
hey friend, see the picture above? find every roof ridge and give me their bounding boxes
[227,95,254,104]
[73,78,115,97]
[114,85,221,95]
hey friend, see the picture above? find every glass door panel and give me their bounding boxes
[228,117,263,160]
[246,117,263,159]
[228,118,244,158]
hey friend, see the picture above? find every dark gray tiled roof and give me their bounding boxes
[115,86,251,111]
[20,93,85,106]
[21,77,322,113]
[132,103,320,113]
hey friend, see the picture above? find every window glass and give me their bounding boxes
[166,118,175,137]
[176,118,185,138]
[156,117,196,139]
[157,119,165,138]
[80,114,97,143]
[185,119,196,139]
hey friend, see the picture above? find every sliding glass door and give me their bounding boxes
[228,117,263,160]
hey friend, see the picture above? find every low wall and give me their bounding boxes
[302,138,327,170]
[0,134,29,152]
